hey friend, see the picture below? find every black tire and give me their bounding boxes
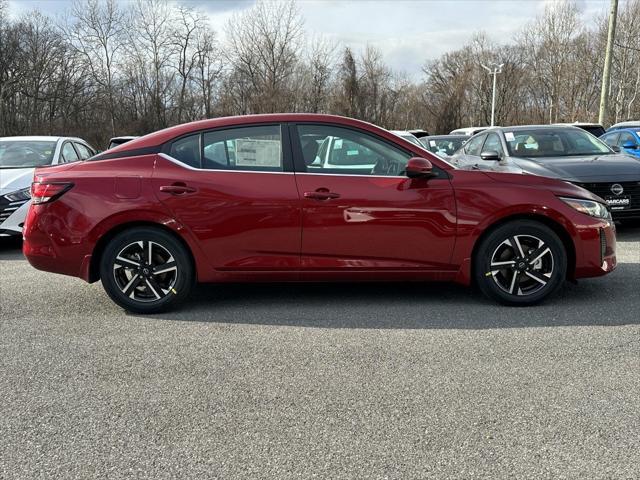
[100,227,195,313]
[474,220,567,306]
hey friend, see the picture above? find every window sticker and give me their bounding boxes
[346,150,359,156]
[429,140,436,147]
[235,139,281,167]
[505,132,515,141]
[333,139,343,149]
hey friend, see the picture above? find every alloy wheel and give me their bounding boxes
[488,234,554,296]
[112,240,178,303]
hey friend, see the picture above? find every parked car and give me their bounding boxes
[407,129,430,139]
[390,130,424,147]
[450,126,490,136]
[0,136,96,237]
[449,125,640,220]
[107,136,138,150]
[606,121,640,132]
[600,128,640,159]
[23,114,616,313]
[554,122,605,137]
[421,135,468,158]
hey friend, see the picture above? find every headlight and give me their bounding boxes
[3,187,31,202]
[559,197,610,219]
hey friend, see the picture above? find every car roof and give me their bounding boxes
[609,121,640,129]
[0,135,90,143]
[490,125,584,132]
[606,128,640,134]
[424,134,468,139]
[109,136,138,141]
[0,136,63,142]
[553,122,603,127]
[106,114,418,153]
[390,130,416,136]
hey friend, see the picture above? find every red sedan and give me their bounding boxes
[23,114,616,313]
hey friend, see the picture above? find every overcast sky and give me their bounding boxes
[7,0,613,79]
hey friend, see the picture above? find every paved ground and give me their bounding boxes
[1,226,639,479]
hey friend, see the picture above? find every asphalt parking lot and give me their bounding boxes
[1,226,639,479]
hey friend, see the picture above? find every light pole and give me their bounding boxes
[481,63,503,127]
[598,0,618,125]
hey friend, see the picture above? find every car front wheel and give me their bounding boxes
[100,227,194,313]
[474,220,567,305]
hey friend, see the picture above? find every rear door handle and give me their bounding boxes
[159,184,197,195]
[304,189,340,200]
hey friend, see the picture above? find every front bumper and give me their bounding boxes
[0,199,30,236]
[573,217,617,279]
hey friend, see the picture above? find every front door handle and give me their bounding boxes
[304,189,340,200]
[159,184,197,195]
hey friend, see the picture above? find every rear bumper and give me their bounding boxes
[22,204,93,281]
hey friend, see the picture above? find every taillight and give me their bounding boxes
[31,182,73,205]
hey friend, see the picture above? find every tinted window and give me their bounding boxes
[0,140,56,167]
[61,142,79,163]
[464,134,485,156]
[482,133,502,156]
[74,142,93,160]
[170,134,201,168]
[202,125,282,172]
[296,125,412,176]
[581,126,606,137]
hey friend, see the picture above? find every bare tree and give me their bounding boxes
[224,0,304,113]
[65,0,125,135]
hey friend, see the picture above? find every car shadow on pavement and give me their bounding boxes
[616,223,640,242]
[0,237,24,260]
[149,260,639,330]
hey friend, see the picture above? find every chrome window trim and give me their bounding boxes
[158,153,292,175]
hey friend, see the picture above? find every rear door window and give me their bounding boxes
[74,142,93,160]
[202,125,282,172]
[61,142,80,163]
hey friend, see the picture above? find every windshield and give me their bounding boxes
[424,137,466,156]
[0,140,57,168]
[505,129,611,158]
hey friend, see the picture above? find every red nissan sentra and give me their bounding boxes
[22,114,616,313]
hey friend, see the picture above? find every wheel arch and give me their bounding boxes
[470,213,576,284]
[88,221,197,283]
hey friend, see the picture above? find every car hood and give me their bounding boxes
[0,167,35,195]
[481,171,605,203]
[511,153,640,182]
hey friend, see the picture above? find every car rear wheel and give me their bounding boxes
[474,220,567,305]
[100,227,194,313]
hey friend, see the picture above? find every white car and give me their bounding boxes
[449,126,491,136]
[390,130,424,147]
[107,136,138,150]
[0,136,96,237]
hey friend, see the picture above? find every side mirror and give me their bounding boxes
[405,157,433,178]
[480,150,501,161]
[622,141,639,150]
[611,145,621,153]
